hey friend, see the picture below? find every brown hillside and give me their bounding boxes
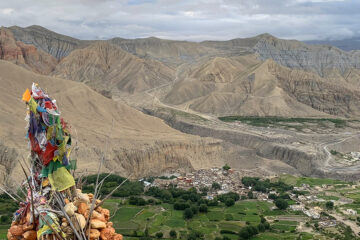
[0,60,224,184]
[52,42,175,93]
[110,37,218,66]
[163,56,360,117]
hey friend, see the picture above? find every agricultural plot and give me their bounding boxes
[107,200,312,239]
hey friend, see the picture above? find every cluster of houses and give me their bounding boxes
[150,167,264,199]
[148,169,360,231]
[343,151,360,164]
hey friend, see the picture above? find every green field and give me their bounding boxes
[278,174,347,187]
[0,225,8,239]
[105,200,311,239]
[218,116,350,131]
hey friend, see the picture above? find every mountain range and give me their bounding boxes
[305,36,360,51]
[1,25,360,182]
[3,25,360,118]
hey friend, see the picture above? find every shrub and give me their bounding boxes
[223,164,231,171]
[155,232,163,238]
[187,231,204,240]
[0,215,10,224]
[225,213,233,221]
[239,227,250,239]
[207,199,218,206]
[275,198,288,210]
[191,205,199,214]
[330,150,338,155]
[258,223,265,232]
[225,198,235,207]
[268,193,277,200]
[218,192,240,202]
[220,229,236,234]
[212,182,221,190]
[174,201,190,210]
[184,208,194,219]
[199,204,208,213]
[200,187,209,196]
[326,201,334,210]
[169,230,177,238]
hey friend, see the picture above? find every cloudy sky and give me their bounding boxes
[0,0,359,41]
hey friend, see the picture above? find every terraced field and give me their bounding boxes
[104,200,314,239]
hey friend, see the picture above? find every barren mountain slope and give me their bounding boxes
[51,42,175,93]
[9,25,92,60]
[0,60,225,184]
[110,37,219,66]
[202,34,360,77]
[163,55,360,117]
[0,27,57,74]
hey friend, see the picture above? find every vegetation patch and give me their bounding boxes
[218,116,354,132]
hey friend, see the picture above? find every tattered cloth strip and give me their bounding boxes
[23,83,75,190]
[41,160,76,191]
[37,211,65,239]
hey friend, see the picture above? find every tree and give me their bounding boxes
[239,227,250,239]
[187,231,204,240]
[169,230,177,238]
[248,226,259,235]
[326,201,334,210]
[207,199,218,206]
[184,208,194,219]
[137,198,146,206]
[268,193,277,200]
[275,198,288,210]
[247,191,253,199]
[212,182,221,190]
[225,198,235,207]
[314,222,319,230]
[156,232,163,238]
[223,164,231,171]
[0,215,10,224]
[200,187,209,196]
[191,205,199,214]
[258,223,265,232]
[264,222,270,230]
[174,201,190,210]
[199,204,208,213]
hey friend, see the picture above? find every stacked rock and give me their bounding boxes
[7,84,123,240]
[60,190,123,240]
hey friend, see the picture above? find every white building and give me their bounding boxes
[346,209,357,216]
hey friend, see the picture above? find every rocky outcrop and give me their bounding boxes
[0,27,57,74]
[268,62,360,117]
[107,140,223,178]
[144,108,324,176]
[202,34,360,77]
[253,35,360,77]
[9,25,91,60]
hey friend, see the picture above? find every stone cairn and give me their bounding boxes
[7,83,123,240]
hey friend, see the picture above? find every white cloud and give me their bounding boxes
[0,0,358,41]
[0,8,14,15]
